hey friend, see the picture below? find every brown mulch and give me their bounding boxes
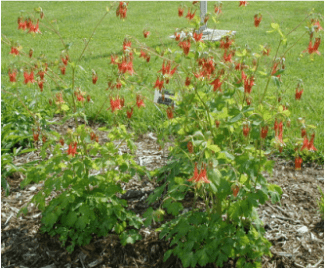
[1,117,324,268]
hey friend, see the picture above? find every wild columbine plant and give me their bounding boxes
[2,2,150,252]
[141,4,322,268]
[19,124,145,252]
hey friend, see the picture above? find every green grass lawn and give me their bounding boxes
[1,1,324,159]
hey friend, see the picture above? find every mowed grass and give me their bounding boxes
[1,1,324,158]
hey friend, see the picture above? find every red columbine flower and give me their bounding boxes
[187,141,193,153]
[24,71,35,84]
[210,77,223,92]
[214,6,222,14]
[140,50,150,62]
[178,6,184,17]
[179,39,191,55]
[55,93,65,105]
[42,136,47,143]
[8,70,17,82]
[244,76,254,94]
[271,62,279,75]
[305,40,315,54]
[243,124,250,137]
[188,163,210,184]
[254,14,262,27]
[90,132,96,141]
[175,32,181,41]
[301,128,306,138]
[25,18,32,29]
[10,47,19,56]
[159,61,177,76]
[197,164,210,183]
[220,37,233,50]
[67,142,77,157]
[61,56,68,66]
[38,70,45,80]
[274,121,284,144]
[185,9,196,20]
[29,49,33,58]
[295,157,303,170]
[18,18,27,30]
[185,77,191,86]
[312,19,323,32]
[204,14,209,24]
[60,66,66,75]
[246,97,251,106]
[313,38,321,55]
[303,38,321,55]
[116,1,128,19]
[29,20,41,34]
[193,32,203,42]
[235,62,241,71]
[154,77,164,91]
[109,97,122,112]
[262,46,270,56]
[261,126,268,139]
[59,138,64,146]
[232,185,240,197]
[136,95,145,108]
[33,132,39,142]
[117,57,134,75]
[110,54,118,65]
[123,39,132,52]
[143,30,150,38]
[38,80,44,91]
[223,51,233,62]
[77,93,85,102]
[295,87,303,100]
[127,108,134,118]
[301,137,309,151]
[215,120,220,128]
[92,74,98,84]
[301,133,317,151]
[239,1,248,7]
[167,107,173,119]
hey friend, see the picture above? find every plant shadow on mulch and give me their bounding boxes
[1,118,324,268]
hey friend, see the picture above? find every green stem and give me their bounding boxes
[194,87,216,138]
[77,8,112,63]
[259,40,282,104]
[283,32,308,56]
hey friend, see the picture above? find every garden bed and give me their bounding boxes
[1,118,323,268]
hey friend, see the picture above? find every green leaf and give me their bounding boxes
[60,104,69,111]
[207,143,221,153]
[228,113,243,123]
[196,248,210,266]
[216,252,228,267]
[163,249,174,262]
[271,23,279,30]
[163,199,183,216]
[219,151,235,161]
[63,211,78,227]
[120,229,142,246]
[143,207,154,227]
[268,184,282,204]
[180,251,196,268]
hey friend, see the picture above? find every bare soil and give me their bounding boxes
[1,117,324,268]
